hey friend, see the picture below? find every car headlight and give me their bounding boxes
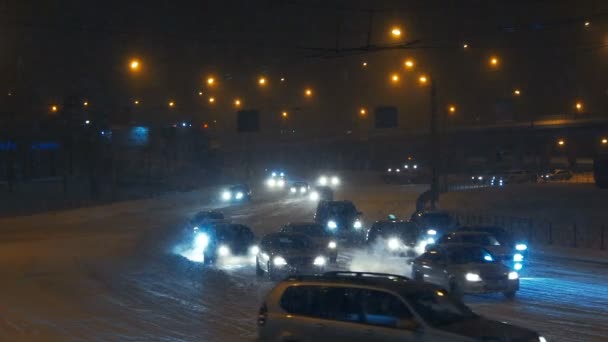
[271,172,277,177]
[235,192,244,200]
[513,253,524,262]
[471,176,475,180]
[277,179,285,187]
[193,226,199,232]
[300,187,307,193]
[396,169,400,172]
[538,336,547,342]
[194,233,209,249]
[309,191,319,201]
[514,262,523,271]
[328,241,337,249]
[388,238,400,250]
[427,237,435,244]
[427,229,437,236]
[388,168,392,172]
[465,273,482,282]
[515,243,527,251]
[249,245,260,255]
[313,256,326,266]
[273,256,287,266]
[290,187,297,193]
[331,176,340,185]
[327,220,337,229]
[413,164,418,169]
[478,176,483,180]
[508,271,519,280]
[318,176,328,185]
[221,191,231,201]
[404,165,409,169]
[353,220,362,229]
[218,245,231,257]
[267,178,276,187]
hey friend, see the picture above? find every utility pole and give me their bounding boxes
[429,80,439,209]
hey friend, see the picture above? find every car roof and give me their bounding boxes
[281,272,443,295]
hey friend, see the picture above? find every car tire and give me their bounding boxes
[256,258,264,277]
[503,290,517,299]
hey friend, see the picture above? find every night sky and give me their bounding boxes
[2,0,608,134]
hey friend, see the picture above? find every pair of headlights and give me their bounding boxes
[327,220,362,229]
[465,271,518,282]
[273,256,326,267]
[221,191,244,201]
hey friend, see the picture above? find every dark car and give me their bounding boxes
[410,210,459,241]
[309,186,334,201]
[194,223,258,264]
[314,200,365,243]
[366,220,425,256]
[289,181,310,196]
[280,222,338,263]
[412,244,520,299]
[220,184,252,203]
[256,232,328,279]
[540,169,573,182]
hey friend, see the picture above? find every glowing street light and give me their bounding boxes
[134,100,140,105]
[448,105,456,114]
[514,89,521,96]
[391,27,402,38]
[602,138,608,145]
[404,59,414,69]
[207,77,215,86]
[390,73,400,83]
[463,43,469,49]
[362,61,368,67]
[234,98,241,107]
[168,101,175,108]
[50,105,58,113]
[198,91,203,96]
[304,88,313,97]
[209,97,215,104]
[489,56,499,67]
[359,108,367,116]
[418,75,428,85]
[557,138,566,147]
[129,59,140,72]
[575,101,583,112]
[280,77,285,82]
[258,77,267,86]
[584,21,591,27]
[83,101,89,107]
[281,111,288,118]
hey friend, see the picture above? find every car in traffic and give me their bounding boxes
[280,222,338,263]
[314,200,365,243]
[412,244,520,299]
[366,220,426,256]
[220,184,252,203]
[289,181,310,196]
[433,231,525,271]
[256,232,328,279]
[410,210,459,241]
[193,222,258,264]
[317,174,340,187]
[540,169,573,182]
[266,171,287,189]
[258,271,545,341]
[308,185,334,201]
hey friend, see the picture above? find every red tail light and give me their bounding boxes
[258,303,268,326]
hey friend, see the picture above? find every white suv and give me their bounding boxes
[258,272,546,342]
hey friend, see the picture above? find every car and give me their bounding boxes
[540,169,573,182]
[412,244,520,299]
[220,184,252,202]
[410,210,459,241]
[457,226,528,270]
[314,200,365,243]
[289,181,310,196]
[256,232,328,279]
[193,223,258,264]
[433,231,525,271]
[317,174,340,187]
[308,185,334,201]
[266,171,287,189]
[280,222,338,263]
[258,271,546,342]
[366,220,427,256]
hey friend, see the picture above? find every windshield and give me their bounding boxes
[447,247,495,264]
[215,225,254,241]
[420,213,453,227]
[266,235,312,249]
[285,225,327,237]
[460,234,500,246]
[328,202,357,216]
[405,290,476,327]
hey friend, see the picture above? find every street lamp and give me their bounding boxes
[168,101,175,108]
[390,27,402,38]
[418,75,428,85]
[404,59,414,69]
[359,108,367,116]
[234,98,241,108]
[83,101,89,107]
[448,105,456,114]
[258,77,267,86]
[575,101,583,112]
[198,91,203,96]
[514,89,521,96]
[129,59,141,72]
[207,77,215,86]
[489,56,499,67]
[281,111,288,118]
[50,105,58,113]
[557,138,566,147]
[463,43,469,49]
[209,97,215,104]
[390,73,400,83]
[602,138,607,145]
[304,88,313,97]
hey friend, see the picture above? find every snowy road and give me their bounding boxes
[0,183,607,341]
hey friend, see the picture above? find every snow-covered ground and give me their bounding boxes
[0,180,607,341]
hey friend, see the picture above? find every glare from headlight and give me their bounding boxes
[249,245,260,255]
[313,256,326,266]
[277,179,285,187]
[235,192,244,200]
[396,169,400,172]
[309,191,319,201]
[404,165,409,169]
[327,220,337,229]
[221,191,231,201]
[280,172,285,177]
[273,256,287,266]
[194,233,209,249]
[331,176,340,185]
[427,229,437,236]
[388,238,400,250]
[465,273,482,282]
[413,164,418,169]
[318,176,328,185]
[218,245,230,257]
[290,187,297,193]
[508,271,519,280]
[193,226,199,232]
[478,176,483,180]
[300,187,307,193]
[388,168,392,172]
[514,262,523,271]
[513,253,524,262]
[267,178,276,187]
[328,241,337,249]
[353,220,362,229]
[515,243,527,251]
[538,336,547,342]
[427,237,435,244]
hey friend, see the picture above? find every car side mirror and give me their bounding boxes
[397,319,422,332]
